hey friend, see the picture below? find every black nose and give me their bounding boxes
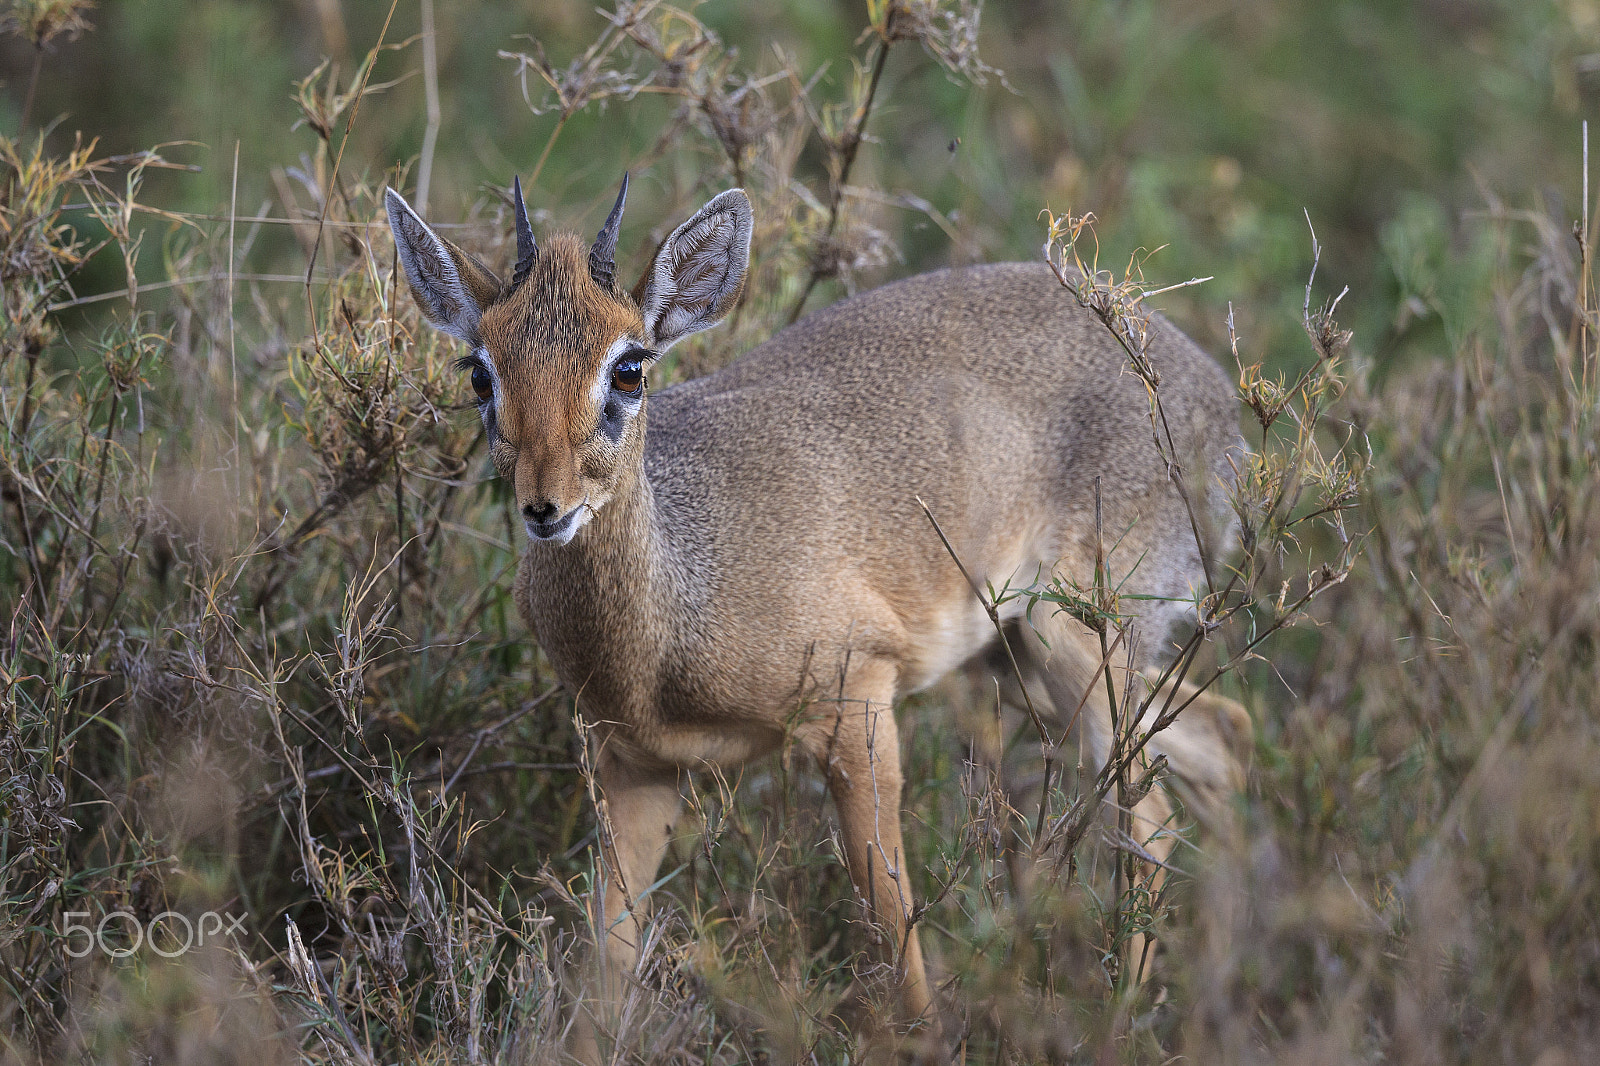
[523,500,558,524]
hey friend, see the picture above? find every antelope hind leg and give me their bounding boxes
[1017,611,1248,981]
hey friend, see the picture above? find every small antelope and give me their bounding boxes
[385,176,1249,1055]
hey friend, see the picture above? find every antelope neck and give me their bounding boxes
[529,426,679,660]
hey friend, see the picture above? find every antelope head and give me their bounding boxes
[385,177,753,544]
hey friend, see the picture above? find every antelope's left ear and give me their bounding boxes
[638,189,752,351]
[385,187,502,342]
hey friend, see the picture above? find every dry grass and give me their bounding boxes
[3,3,1599,1064]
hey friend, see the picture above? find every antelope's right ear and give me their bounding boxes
[384,187,503,342]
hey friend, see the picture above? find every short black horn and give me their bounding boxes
[588,173,629,291]
[511,175,537,289]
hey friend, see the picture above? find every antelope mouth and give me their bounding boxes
[525,503,586,545]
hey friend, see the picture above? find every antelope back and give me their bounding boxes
[384,181,753,544]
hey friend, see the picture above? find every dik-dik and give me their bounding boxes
[385,175,1249,1053]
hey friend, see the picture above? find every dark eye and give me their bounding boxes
[611,358,644,396]
[470,364,493,403]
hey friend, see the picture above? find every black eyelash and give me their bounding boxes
[455,355,496,411]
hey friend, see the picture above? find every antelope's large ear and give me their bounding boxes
[384,187,502,342]
[639,189,752,351]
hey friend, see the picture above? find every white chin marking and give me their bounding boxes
[525,504,594,546]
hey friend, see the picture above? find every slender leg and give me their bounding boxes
[1021,609,1247,982]
[1137,674,1251,837]
[798,659,935,1041]
[573,749,683,1063]
[958,637,1178,981]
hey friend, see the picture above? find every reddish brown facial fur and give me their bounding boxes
[474,234,648,535]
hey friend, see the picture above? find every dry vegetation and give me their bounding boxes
[3,1,1599,1063]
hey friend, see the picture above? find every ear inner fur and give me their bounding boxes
[384,187,503,340]
[641,189,753,350]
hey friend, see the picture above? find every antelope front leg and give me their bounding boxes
[802,664,936,1041]
[575,751,683,1061]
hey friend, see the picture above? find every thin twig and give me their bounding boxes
[917,496,1053,753]
[19,46,42,130]
[47,273,342,312]
[443,682,564,795]
[416,0,441,214]
[787,32,894,324]
[305,0,402,352]
[229,139,241,498]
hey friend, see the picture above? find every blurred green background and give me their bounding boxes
[9,0,1597,369]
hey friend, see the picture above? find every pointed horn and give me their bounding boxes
[588,173,629,291]
[511,175,537,289]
